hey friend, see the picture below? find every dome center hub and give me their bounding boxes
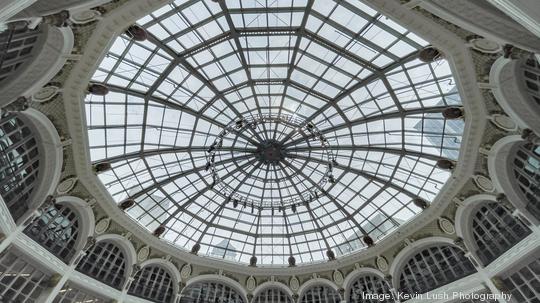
[256,140,284,164]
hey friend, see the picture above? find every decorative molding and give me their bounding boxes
[489,57,540,134]
[438,217,456,235]
[289,276,300,292]
[94,217,110,234]
[56,176,78,195]
[180,263,192,280]
[332,270,344,286]
[376,256,389,272]
[488,0,540,39]
[32,85,61,103]
[472,175,496,193]
[246,276,256,292]
[137,246,150,262]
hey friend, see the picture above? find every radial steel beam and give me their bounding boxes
[96,146,258,164]
[286,145,447,162]
[283,105,449,149]
[127,153,255,200]
[286,153,418,198]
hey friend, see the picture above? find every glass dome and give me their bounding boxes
[85,0,463,265]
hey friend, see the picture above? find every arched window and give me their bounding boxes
[523,58,540,106]
[501,256,540,303]
[23,203,80,263]
[76,240,127,289]
[398,244,476,295]
[0,22,41,84]
[53,283,108,303]
[348,274,393,303]
[513,142,540,220]
[0,248,51,303]
[253,287,293,303]
[180,281,245,303]
[0,112,40,221]
[471,202,531,266]
[300,285,341,303]
[128,265,174,303]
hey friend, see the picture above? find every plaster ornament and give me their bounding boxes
[94,217,110,234]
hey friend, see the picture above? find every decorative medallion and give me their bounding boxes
[137,246,150,262]
[473,175,495,192]
[438,217,456,235]
[94,217,110,234]
[489,114,518,131]
[180,264,192,279]
[70,10,101,24]
[246,276,257,291]
[333,270,344,286]
[469,37,502,54]
[289,276,300,292]
[32,86,60,103]
[56,176,78,195]
[376,256,389,272]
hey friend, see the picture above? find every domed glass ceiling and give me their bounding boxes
[85,0,463,265]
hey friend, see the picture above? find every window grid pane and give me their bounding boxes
[0,112,40,221]
[398,245,476,294]
[24,204,80,263]
[76,241,127,290]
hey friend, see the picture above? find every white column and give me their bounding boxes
[0,0,37,23]
[488,0,540,39]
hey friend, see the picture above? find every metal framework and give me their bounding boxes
[523,57,540,106]
[75,241,127,290]
[348,274,393,303]
[299,285,341,303]
[513,142,540,220]
[501,256,540,303]
[0,112,40,222]
[86,0,464,265]
[128,265,174,303]
[471,202,531,266]
[179,281,245,303]
[0,22,40,83]
[0,248,50,303]
[397,245,476,295]
[24,203,80,263]
[53,283,109,303]
[253,287,294,303]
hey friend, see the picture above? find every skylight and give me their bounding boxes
[85,0,463,265]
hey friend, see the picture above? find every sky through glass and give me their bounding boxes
[85,0,464,265]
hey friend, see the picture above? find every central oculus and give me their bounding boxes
[256,139,285,165]
[205,114,336,208]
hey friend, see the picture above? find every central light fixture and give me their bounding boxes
[205,114,336,209]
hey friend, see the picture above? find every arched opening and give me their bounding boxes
[470,201,531,266]
[0,22,41,85]
[348,274,393,303]
[0,112,40,221]
[299,284,341,303]
[490,57,540,134]
[75,240,128,290]
[180,280,245,303]
[512,142,540,220]
[253,287,294,303]
[128,264,175,303]
[397,244,476,295]
[23,202,81,263]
